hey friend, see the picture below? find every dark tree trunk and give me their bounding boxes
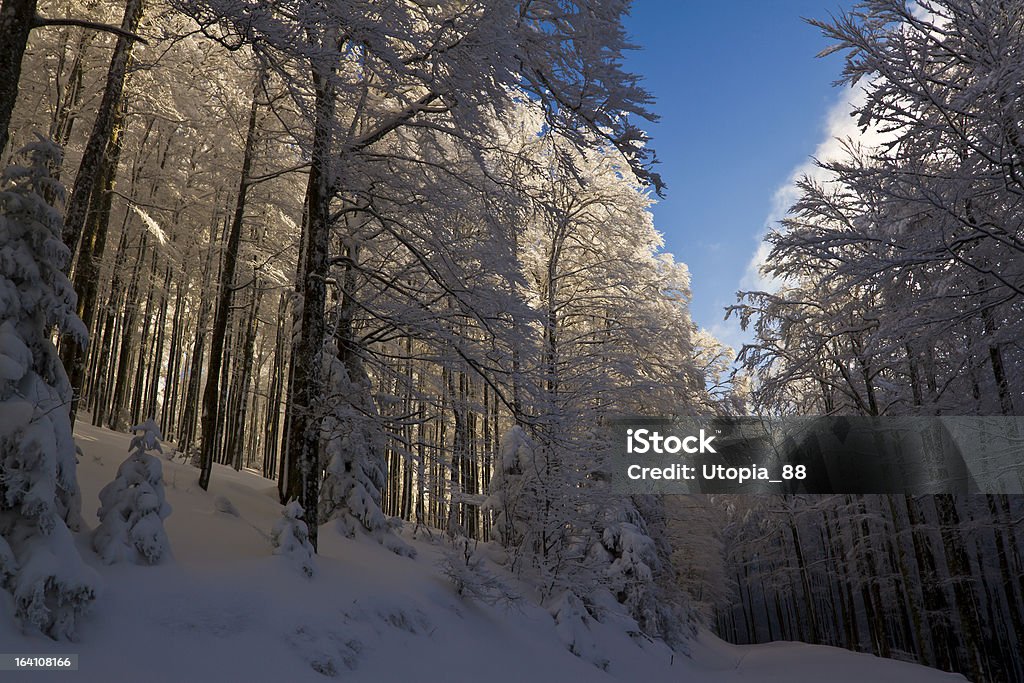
[128,248,157,424]
[934,494,987,682]
[62,98,127,426]
[905,495,958,673]
[0,0,37,160]
[283,62,334,550]
[264,291,288,478]
[108,232,147,429]
[62,0,144,261]
[162,277,186,439]
[226,282,260,471]
[198,80,260,490]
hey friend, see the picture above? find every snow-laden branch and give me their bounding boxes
[33,15,148,44]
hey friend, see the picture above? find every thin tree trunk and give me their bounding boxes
[228,281,260,471]
[198,78,260,490]
[264,291,288,478]
[162,277,186,439]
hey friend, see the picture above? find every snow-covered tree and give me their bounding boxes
[0,137,98,639]
[549,590,609,670]
[271,501,316,578]
[318,339,414,557]
[93,418,172,564]
[170,0,665,550]
[438,535,519,607]
[736,1,1024,417]
[664,495,731,626]
[589,495,696,647]
[483,425,534,554]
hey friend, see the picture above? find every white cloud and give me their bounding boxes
[738,85,888,295]
[707,320,748,357]
[712,85,891,354]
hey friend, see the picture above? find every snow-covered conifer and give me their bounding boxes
[483,425,534,550]
[549,590,609,670]
[0,137,98,639]
[318,342,413,557]
[271,501,316,578]
[93,419,172,564]
[591,497,695,645]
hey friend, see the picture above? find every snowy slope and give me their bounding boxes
[0,421,968,683]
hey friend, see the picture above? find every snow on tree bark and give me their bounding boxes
[0,0,38,160]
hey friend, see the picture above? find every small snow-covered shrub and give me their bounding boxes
[483,426,534,550]
[439,536,520,608]
[590,497,696,648]
[93,419,172,564]
[549,591,609,670]
[271,501,316,578]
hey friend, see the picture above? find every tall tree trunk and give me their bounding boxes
[162,277,186,439]
[264,291,289,478]
[933,494,987,682]
[62,0,144,260]
[198,78,260,490]
[0,0,37,159]
[109,232,147,429]
[62,98,127,426]
[787,513,820,643]
[129,247,157,424]
[905,495,958,673]
[284,60,334,550]
[227,281,260,471]
[145,261,171,418]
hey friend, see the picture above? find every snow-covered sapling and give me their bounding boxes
[318,342,414,558]
[271,501,316,578]
[483,425,535,550]
[439,536,520,607]
[93,419,173,564]
[549,591,609,670]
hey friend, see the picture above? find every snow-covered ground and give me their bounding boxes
[1,421,968,682]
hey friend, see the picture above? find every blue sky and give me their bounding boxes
[622,0,857,350]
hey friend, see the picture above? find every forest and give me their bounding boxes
[0,1,1021,682]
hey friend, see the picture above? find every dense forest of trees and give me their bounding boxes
[0,0,733,650]
[0,1,1021,682]
[721,3,1024,681]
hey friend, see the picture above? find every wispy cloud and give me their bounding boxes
[713,85,888,353]
[739,86,875,293]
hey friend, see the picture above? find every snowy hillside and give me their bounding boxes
[0,421,967,683]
